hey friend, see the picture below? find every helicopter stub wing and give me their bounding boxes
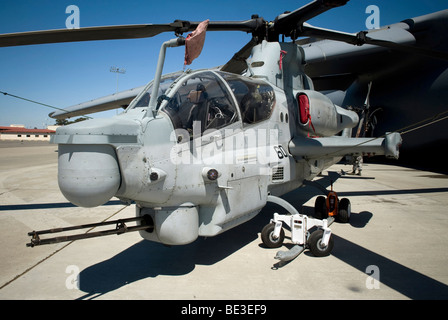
[289,132,402,160]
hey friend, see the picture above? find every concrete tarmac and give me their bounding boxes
[1,142,448,300]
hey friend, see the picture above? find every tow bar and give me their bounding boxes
[27,215,153,247]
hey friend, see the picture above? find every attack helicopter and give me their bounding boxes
[45,5,448,171]
[0,0,413,252]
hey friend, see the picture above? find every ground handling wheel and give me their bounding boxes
[315,190,351,223]
[314,196,328,219]
[308,229,334,257]
[261,223,285,248]
[337,198,351,223]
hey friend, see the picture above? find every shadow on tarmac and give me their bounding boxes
[77,207,272,300]
[331,235,448,299]
[0,200,123,211]
[76,173,448,300]
[76,175,337,299]
[77,208,448,299]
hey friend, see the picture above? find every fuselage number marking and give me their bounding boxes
[274,145,288,159]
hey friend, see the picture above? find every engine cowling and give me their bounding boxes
[296,90,358,137]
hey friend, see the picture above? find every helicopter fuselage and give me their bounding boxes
[52,41,399,245]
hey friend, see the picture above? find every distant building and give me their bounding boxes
[0,125,57,141]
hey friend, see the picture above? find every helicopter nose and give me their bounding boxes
[58,144,121,207]
[52,117,140,208]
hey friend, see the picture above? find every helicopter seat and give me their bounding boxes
[186,89,208,133]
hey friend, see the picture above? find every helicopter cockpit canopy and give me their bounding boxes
[160,70,275,138]
[222,72,275,125]
[126,73,181,111]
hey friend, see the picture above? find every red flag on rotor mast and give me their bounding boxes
[184,19,209,66]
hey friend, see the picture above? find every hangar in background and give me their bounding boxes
[0,125,57,141]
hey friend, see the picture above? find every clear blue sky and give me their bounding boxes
[0,0,446,128]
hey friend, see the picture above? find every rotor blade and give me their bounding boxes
[300,23,361,45]
[273,0,349,36]
[0,19,261,48]
[0,24,174,47]
[49,70,185,119]
[301,23,448,61]
[220,38,258,74]
[198,19,263,33]
[362,36,448,61]
[48,86,142,120]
